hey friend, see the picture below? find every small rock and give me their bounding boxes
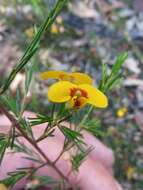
[118,8,134,18]
[124,78,143,87]
[134,111,143,131]
[124,57,141,74]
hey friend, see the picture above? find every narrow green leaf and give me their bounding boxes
[20,118,34,140]
[21,156,43,164]
[27,175,57,189]
[0,135,9,165]
[10,127,16,149]
[99,52,128,93]
[82,119,104,137]
[0,96,19,116]
[1,171,28,188]
[110,52,128,77]
[25,62,35,93]
[0,0,69,95]
[99,63,108,91]
[14,139,40,159]
[71,147,93,171]
[0,46,38,95]
[108,77,124,91]
[59,126,85,145]
[29,113,52,126]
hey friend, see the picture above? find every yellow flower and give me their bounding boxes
[48,81,108,109]
[50,24,58,34]
[25,27,34,38]
[116,107,127,118]
[126,166,136,180]
[40,70,93,85]
[0,183,8,190]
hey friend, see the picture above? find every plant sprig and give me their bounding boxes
[0,0,69,95]
[99,52,128,93]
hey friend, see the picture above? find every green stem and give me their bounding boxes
[0,0,69,95]
[0,104,71,186]
[53,148,65,164]
[79,106,93,127]
[36,114,71,142]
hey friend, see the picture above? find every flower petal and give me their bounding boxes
[48,81,76,103]
[40,71,67,80]
[79,84,108,108]
[70,72,93,84]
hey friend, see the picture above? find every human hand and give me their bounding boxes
[0,112,122,190]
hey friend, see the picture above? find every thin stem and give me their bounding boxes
[42,103,56,136]
[36,127,56,143]
[79,106,93,127]
[29,162,48,177]
[19,94,27,119]
[0,0,69,95]
[53,148,65,164]
[51,103,55,119]
[36,114,71,142]
[0,104,71,186]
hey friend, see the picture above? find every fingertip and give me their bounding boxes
[82,131,115,169]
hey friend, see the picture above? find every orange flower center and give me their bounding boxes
[70,88,88,98]
[69,88,88,108]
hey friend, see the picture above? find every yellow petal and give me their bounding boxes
[48,81,76,103]
[79,84,108,108]
[40,71,67,80]
[126,166,135,180]
[51,24,59,34]
[70,72,93,85]
[116,107,127,118]
[0,184,8,190]
[25,27,34,38]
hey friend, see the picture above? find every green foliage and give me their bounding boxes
[27,175,57,189]
[20,118,34,139]
[29,113,53,126]
[14,139,42,162]
[99,52,128,93]
[1,171,28,188]
[111,53,128,76]
[0,93,21,117]
[0,47,38,95]
[25,62,35,94]
[71,105,93,126]
[0,0,129,188]
[0,0,69,95]
[0,134,9,165]
[56,103,70,118]
[1,165,56,188]
[82,119,104,137]
[59,126,85,146]
[71,147,93,171]
[28,0,44,17]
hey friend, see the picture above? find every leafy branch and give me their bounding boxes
[78,52,128,133]
[99,52,128,93]
[0,104,71,187]
[0,0,69,95]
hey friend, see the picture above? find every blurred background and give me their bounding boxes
[0,0,143,189]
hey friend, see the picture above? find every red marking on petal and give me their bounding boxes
[70,88,88,98]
